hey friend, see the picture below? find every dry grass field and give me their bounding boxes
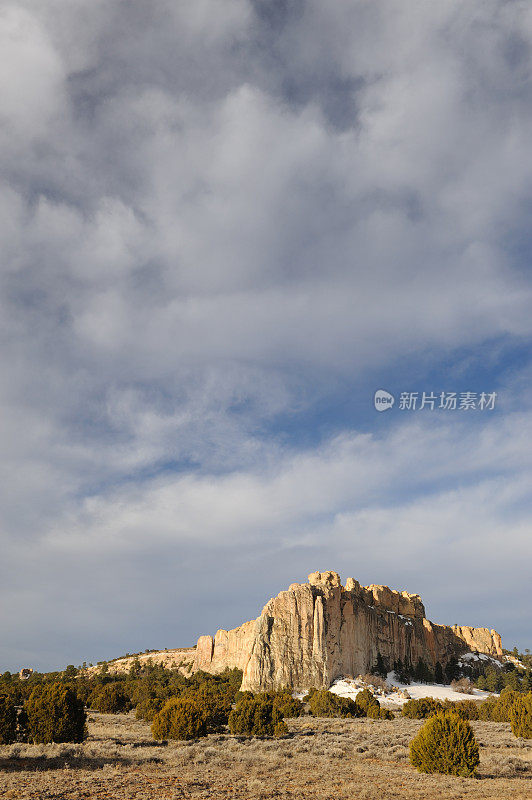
[0,712,530,800]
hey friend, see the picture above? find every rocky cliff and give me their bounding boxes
[194,571,503,691]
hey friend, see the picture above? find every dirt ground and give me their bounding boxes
[0,712,530,799]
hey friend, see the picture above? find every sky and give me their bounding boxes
[1,0,531,672]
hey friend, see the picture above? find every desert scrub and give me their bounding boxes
[90,683,132,714]
[356,688,380,716]
[510,693,532,739]
[228,694,286,737]
[181,682,234,731]
[483,689,520,723]
[306,689,363,718]
[270,689,304,719]
[135,697,163,722]
[151,697,208,740]
[0,692,17,744]
[409,710,479,777]
[443,699,479,720]
[478,697,498,721]
[402,697,443,719]
[368,704,395,720]
[24,683,87,744]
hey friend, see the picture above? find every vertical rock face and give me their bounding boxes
[451,625,503,656]
[192,620,255,673]
[194,571,503,691]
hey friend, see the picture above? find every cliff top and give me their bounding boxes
[307,571,426,618]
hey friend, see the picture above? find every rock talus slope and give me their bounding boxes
[195,571,503,691]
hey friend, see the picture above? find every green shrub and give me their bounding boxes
[356,688,380,716]
[409,711,479,777]
[510,693,532,738]
[375,706,394,719]
[69,679,92,705]
[91,683,131,714]
[183,683,234,731]
[307,689,363,718]
[477,689,520,722]
[491,689,520,722]
[228,694,282,737]
[135,697,163,722]
[151,697,208,740]
[225,689,301,738]
[273,720,288,737]
[402,697,443,719]
[356,689,393,719]
[233,690,255,705]
[25,683,87,744]
[271,690,304,719]
[0,683,22,706]
[0,693,17,744]
[362,698,394,720]
[478,697,498,721]
[476,675,487,691]
[129,681,156,708]
[442,699,479,720]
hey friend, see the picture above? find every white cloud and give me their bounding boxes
[0,407,522,667]
[1,1,532,667]
[42,409,532,557]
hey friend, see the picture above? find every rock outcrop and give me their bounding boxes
[85,648,197,677]
[193,620,256,673]
[194,571,503,691]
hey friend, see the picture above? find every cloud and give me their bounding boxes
[1,1,532,668]
[2,407,531,669]
[0,6,65,143]
[41,408,532,554]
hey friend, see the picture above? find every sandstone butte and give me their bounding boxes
[96,571,503,691]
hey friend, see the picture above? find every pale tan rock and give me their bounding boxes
[88,572,504,687]
[193,635,214,670]
[236,573,504,690]
[359,583,425,619]
[399,591,425,619]
[193,620,256,674]
[451,625,503,657]
[308,570,343,589]
[212,620,255,671]
[85,648,196,677]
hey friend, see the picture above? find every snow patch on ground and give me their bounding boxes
[295,653,502,707]
[327,672,496,708]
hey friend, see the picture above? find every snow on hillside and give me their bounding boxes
[328,672,496,708]
[458,651,502,669]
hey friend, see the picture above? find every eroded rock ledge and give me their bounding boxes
[194,571,503,691]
